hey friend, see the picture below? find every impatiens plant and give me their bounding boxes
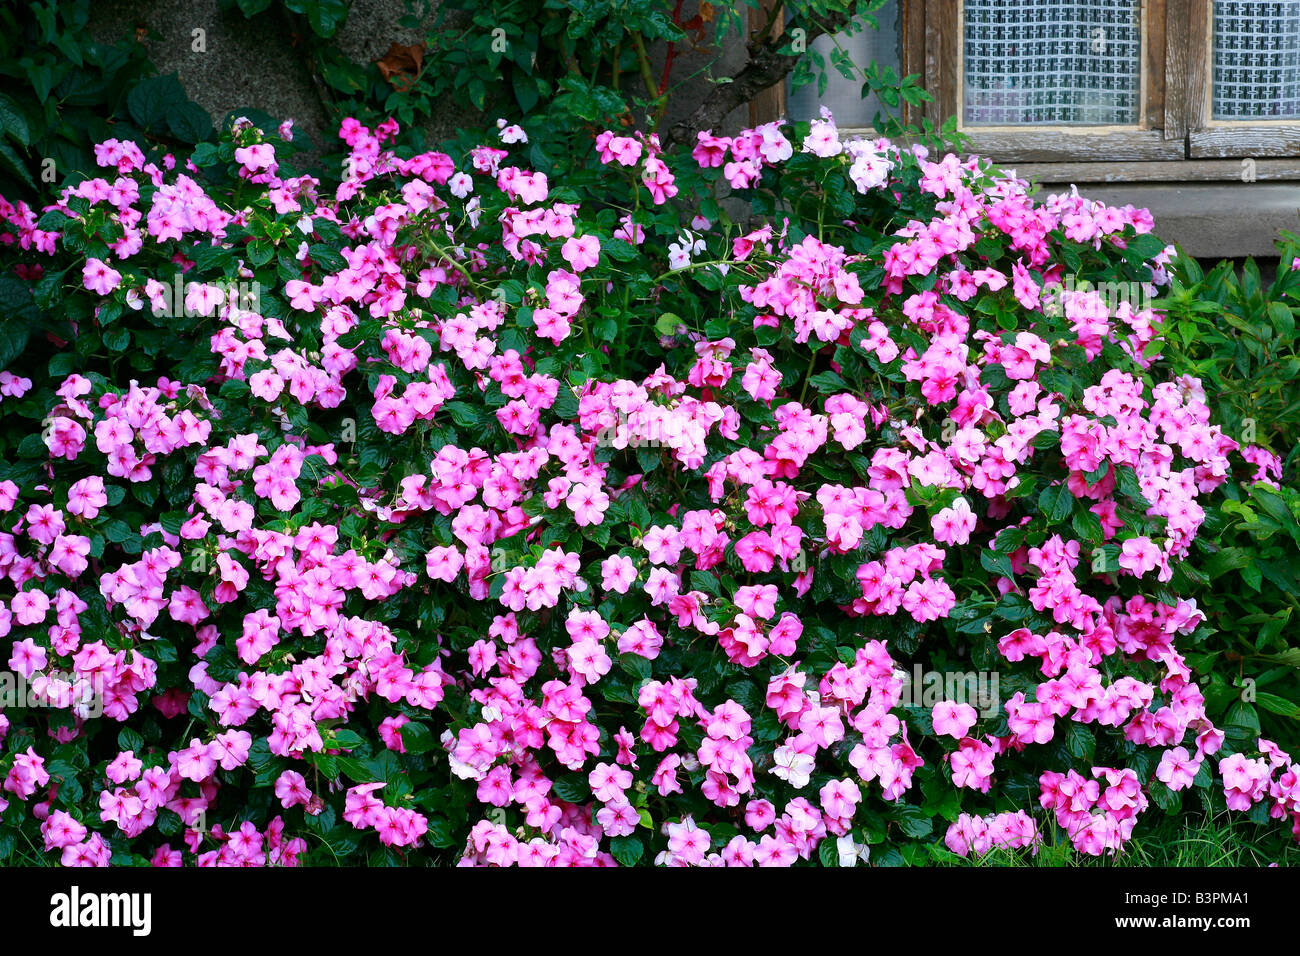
[0,105,1295,867]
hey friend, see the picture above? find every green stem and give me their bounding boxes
[630,33,661,126]
[652,259,741,284]
[426,240,484,295]
[798,347,821,405]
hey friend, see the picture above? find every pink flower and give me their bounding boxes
[1118,536,1161,578]
[82,258,122,295]
[560,234,600,272]
[932,701,978,739]
[42,810,87,850]
[601,554,637,593]
[595,131,643,166]
[567,482,609,527]
[8,638,46,678]
[734,531,775,573]
[67,476,108,519]
[931,497,976,545]
[568,637,612,683]
[11,590,50,627]
[106,751,144,784]
[949,737,996,792]
[1155,746,1199,791]
[275,770,313,809]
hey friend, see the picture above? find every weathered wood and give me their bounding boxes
[902,0,925,127]
[1190,126,1300,158]
[1013,158,1300,183]
[935,0,957,122]
[960,128,1185,162]
[1145,0,1166,131]
[748,1,787,127]
[923,0,957,125]
[1162,0,1185,139]
[1164,0,1209,140]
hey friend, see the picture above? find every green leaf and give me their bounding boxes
[1267,301,1295,340]
[1224,701,1261,737]
[1070,508,1104,543]
[1254,692,1300,718]
[331,729,365,749]
[609,835,644,866]
[819,837,841,867]
[979,549,1015,579]
[0,93,30,146]
[0,138,35,190]
[167,102,212,144]
[619,652,652,683]
[0,275,37,369]
[127,75,187,131]
[1063,723,1095,762]
[893,805,933,838]
[994,527,1025,553]
[399,721,436,754]
[1123,232,1167,263]
[103,326,130,351]
[1038,483,1074,523]
[552,774,590,802]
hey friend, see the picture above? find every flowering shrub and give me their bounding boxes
[0,109,1296,867]
[1153,244,1300,753]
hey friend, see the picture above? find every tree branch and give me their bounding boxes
[666,3,864,147]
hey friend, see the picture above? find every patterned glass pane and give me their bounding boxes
[1213,1,1300,119]
[964,0,1142,126]
[787,2,902,128]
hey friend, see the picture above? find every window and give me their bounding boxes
[771,0,1300,181]
[962,0,1143,126]
[1213,1,1300,119]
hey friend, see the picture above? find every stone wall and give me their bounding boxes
[87,0,752,160]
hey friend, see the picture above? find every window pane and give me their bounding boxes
[964,0,1142,126]
[786,2,902,128]
[1213,1,1300,119]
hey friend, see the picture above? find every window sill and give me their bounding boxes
[1031,182,1299,258]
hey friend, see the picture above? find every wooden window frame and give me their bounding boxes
[759,0,1300,181]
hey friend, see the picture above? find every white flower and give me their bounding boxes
[448,172,474,199]
[498,123,528,144]
[772,744,814,788]
[836,835,871,866]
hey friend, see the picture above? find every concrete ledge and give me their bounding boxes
[1035,183,1300,258]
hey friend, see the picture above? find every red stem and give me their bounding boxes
[657,0,687,97]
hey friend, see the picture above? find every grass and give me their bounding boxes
[948,805,1299,867]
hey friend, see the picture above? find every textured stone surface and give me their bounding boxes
[88,0,335,149]
[85,0,753,164]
